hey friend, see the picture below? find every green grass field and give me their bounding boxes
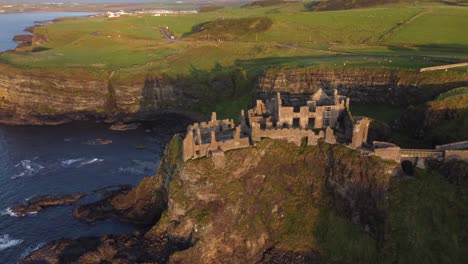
[0,1,466,74]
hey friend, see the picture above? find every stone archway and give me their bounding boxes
[401,160,414,175]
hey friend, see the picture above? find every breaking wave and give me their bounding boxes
[0,208,18,217]
[61,158,85,167]
[11,160,44,179]
[0,234,23,251]
[77,158,104,167]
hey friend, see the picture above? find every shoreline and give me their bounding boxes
[0,12,99,53]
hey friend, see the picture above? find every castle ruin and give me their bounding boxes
[183,89,355,161]
[181,90,468,168]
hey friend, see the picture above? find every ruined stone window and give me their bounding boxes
[293,118,300,128]
[324,111,331,118]
[326,106,331,111]
[323,118,330,127]
[308,118,315,129]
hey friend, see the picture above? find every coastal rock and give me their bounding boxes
[21,233,190,264]
[71,184,166,225]
[0,61,236,125]
[72,136,183,225]
[11,194,83,217]
[109,121,140,131]
[12,34,33,42]
[258,68,468,106]
[145,139,398,263]
[83,138,112,145]
[22,137,400,263]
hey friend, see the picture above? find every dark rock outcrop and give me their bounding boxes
[23,136,186,263]
[12,34,33,49]
[11,194,83,217]
[72,179,166,225]
[21,232,190,264]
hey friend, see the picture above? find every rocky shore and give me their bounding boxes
[12,34,33,49]
[21,136,402,263]
[11,194,84,217]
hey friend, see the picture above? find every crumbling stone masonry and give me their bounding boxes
[351,117,371,149]
[182,90,349,161]
[248,89,349,130]
[182,124,250,161]
[182,90,468,166]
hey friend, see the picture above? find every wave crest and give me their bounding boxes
[0,234,23,251]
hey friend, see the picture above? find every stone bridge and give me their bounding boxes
[371,141,468,173]
[399,149,445,169]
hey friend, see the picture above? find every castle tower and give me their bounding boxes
[183,128,195,161]
[234,126,241,142]
[351,118,370,149]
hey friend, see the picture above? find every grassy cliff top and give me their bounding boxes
[0,1,467,77]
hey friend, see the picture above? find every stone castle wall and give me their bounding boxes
[251,125,324,146]
[436,141,468,151]
[445,150,468,161]
[183,125,250,161]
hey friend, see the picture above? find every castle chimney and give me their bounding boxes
[211,112,217,122]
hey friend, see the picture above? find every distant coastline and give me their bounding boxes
[0,12,97,52]
[0,1,202,14]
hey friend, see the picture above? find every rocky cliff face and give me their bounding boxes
[23,137,399,264]
[0,63,237,124]
[258,68,468,106]
[0,65,108,124]
[23,137,468,263]
[2,63,467,124]
[146,139,399,263]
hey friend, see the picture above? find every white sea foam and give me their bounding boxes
[77,158,104,167]
[61,158,85,167]
[0,208,18,217]
[11,160,44,179]
[0,234,23,251]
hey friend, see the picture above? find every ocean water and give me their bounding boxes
[0,119,188,263]
[0,12,95,52]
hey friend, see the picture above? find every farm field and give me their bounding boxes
[0,1,466,75]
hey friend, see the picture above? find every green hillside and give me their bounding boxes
[0,1,467,74]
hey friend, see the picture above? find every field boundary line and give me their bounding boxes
[377,10,426,43]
